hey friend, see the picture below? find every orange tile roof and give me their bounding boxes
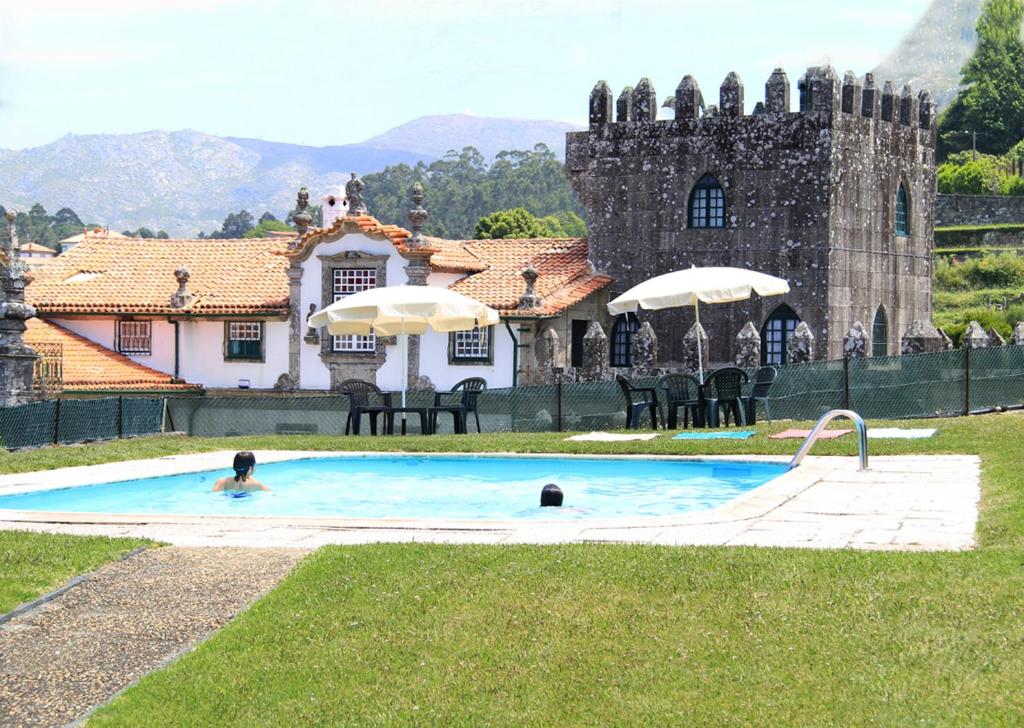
[20,243,57,255]
[24,318,200,392]
[286,214,419,259]
[26,237,292,316]
[449,238,611,316]
[426,237,488,273]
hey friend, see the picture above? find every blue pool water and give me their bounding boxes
[0,456,788,521]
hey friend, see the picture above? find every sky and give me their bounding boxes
[0,0,933,150]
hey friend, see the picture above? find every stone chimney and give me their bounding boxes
[321,184,348,228]
[170,266,192,309]
[519,264,542,310]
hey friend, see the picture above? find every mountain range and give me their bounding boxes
[0,115,582,237]
[872,0,982,108]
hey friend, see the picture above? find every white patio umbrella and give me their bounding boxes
[607,266,790,383]
[308,285,500,417]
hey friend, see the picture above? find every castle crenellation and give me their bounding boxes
[568,65,936,365]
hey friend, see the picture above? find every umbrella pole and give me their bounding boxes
[695,300,704,385]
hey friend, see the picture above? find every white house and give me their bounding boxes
[25,189,610,393]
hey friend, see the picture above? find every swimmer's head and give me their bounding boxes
[233,451,256,482]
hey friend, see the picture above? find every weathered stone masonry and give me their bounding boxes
[566,67,936,362]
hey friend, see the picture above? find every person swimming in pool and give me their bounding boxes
[212,451,270,492]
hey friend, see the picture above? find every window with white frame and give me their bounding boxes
[332,268,377,352]
[451,326,491,362]
[116,319,151,355]
[225,321,264,360]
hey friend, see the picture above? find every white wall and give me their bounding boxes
[53,316,177,375]
[298,232,411,390]
[178,319,289,389]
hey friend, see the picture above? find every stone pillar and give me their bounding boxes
[287,263,303,387]
[631,78,657,123]
[734,321,761,367]
[581,321,608,382]
[1012,322,1024,346]
[787,322,814,364]
[0,211,38,407]
[589,81,613,128]
[988,328,1006,347]
[682,322,709,376]
[900,320,945,355]
[401,183,435,391]
[616,86,633,122]
[962,321,989,349]
[630,321,658,374]
[764,68,789,114]
[719,72,744,117]
[843,321,868,358]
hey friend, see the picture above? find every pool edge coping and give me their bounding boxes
[0,450,973,534]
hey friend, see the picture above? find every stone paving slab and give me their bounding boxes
[0,546,306,727]
[0,452,981,552]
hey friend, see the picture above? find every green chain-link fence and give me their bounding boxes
[0,397,164,450]
[1,346,1022,447]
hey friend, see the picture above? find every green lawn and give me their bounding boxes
[2,414,1023,724]
[0,531,151,614]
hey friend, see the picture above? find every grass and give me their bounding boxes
[2,414,1023,724]
[0,530,152,614]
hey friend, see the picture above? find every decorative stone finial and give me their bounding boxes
[406,182,428,250]
[1012,322,1024,347]
[589,81,613,127]
[630,321,658,374]
[735,321,761,367]
[519,264,542,309]
[293,187,312,237]
[987,327,1006,347]
[616,86,634,123]
[170,266,192,309]
[581,321,608,381]
[843,321,868,358]
[0,208,39,406]
[764,68,789,114]
[719,72,743,117]
[345,173,367,216]
[683,322,709,375]
[962,321,989,349]
[901,319,944,355]
[787,322,815,363]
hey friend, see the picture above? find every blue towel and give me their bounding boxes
[673,430,756,440]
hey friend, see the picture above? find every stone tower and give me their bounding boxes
[0,211,38,406]
[566,66,937,362]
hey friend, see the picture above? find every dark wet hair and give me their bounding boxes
[232,451,256,482]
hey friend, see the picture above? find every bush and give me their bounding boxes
[934,252,1024,291]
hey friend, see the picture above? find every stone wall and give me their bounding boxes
[566,66,936,363]
[935,194,1024,228]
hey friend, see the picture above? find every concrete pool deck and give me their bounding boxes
[0,451,981,551]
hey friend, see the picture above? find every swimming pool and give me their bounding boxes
[0,455,788,521]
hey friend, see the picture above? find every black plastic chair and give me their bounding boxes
[341,379,393,435]
[657,373,703,429]
[704,367,750,427]
[431,377,487,433]
[616,375,659,430]
[742,366,778,424]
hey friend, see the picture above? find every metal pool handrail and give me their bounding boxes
[789,409,869,471]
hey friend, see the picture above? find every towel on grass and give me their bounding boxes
[866,428,937,439]
[673,430,756,440]
[566,432,659,442]
[770,428,852,440]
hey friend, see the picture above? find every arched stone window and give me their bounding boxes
[895,183,910,237]
[761,304,800,365]
[610,313,639,368]
[688,174,725,229]
[872,306,888,357]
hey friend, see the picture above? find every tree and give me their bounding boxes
[937,0,1024,159]
[258,211,278,224]
[53,207,83,227]
[244,219,295,237]
[475,207,557,239]
[361,144,586,239]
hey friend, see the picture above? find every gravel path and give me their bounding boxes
[0,546,307,727]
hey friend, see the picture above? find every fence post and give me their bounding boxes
[554,368,563,432]
[117,396,124,439]
[52,398,62,445]
[842,356,851,410]
[963,344,972,417]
